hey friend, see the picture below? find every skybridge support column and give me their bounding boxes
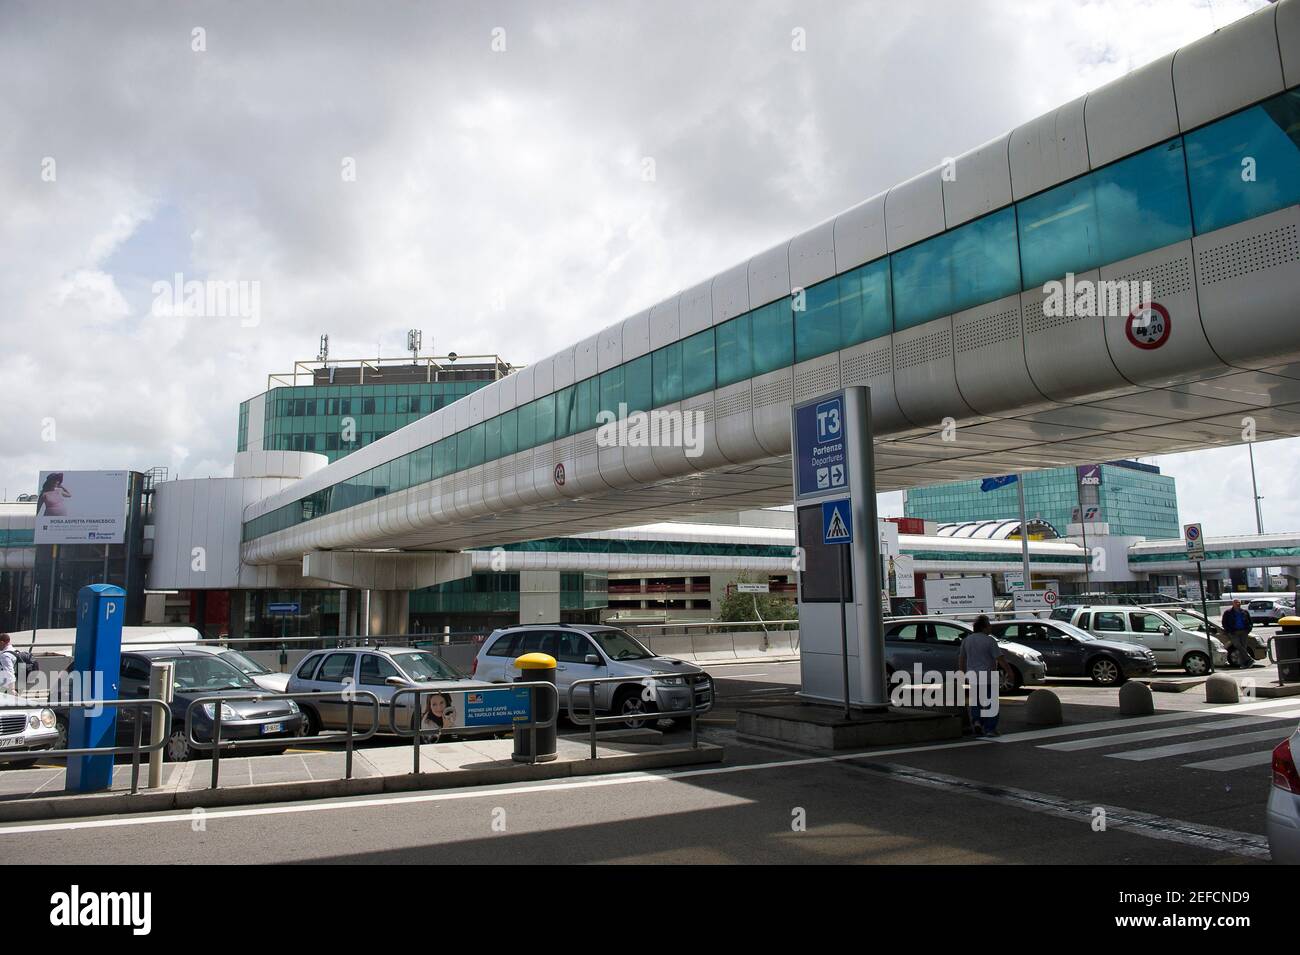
[368,590,409,638]
[519,571,561,625]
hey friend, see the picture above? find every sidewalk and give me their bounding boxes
[0,735,723,823]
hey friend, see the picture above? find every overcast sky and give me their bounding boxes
[0,0,1286,539]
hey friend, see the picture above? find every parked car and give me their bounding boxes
[472,624,713,730]
[116,648,306,761]
[176,643,291,692]
[1166,607,1267,666]
[989,618,1155,685]
[880,616,1047,692]
[1248,597,1294,626]
[1267,725,1300,864]
[286,646,475,736]
[1052,605,1228,674]
[0,691,60,768]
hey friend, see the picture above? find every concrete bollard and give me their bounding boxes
[1205,673,1240,704]
[1118,681,1155,716]
[1025,688,1063,726]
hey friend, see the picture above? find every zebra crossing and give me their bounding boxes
[1027,697,1300,773]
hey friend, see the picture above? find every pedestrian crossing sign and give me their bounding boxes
[822,499,853,544]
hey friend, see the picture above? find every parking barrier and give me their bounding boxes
[0,698,171,795]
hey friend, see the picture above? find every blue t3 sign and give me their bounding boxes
[794,393,849,499]
[822,498,853,544]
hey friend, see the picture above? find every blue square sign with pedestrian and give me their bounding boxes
[822,499,853,544]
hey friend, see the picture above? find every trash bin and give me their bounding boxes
[512,652,557,763]
[1275,617,1300,684]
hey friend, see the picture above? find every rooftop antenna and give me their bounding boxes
[317,333,329,363]
[406,328,422,364]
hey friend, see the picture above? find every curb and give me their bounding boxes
[0,744,724,823]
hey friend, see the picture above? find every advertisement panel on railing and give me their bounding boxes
[418,687,532,737]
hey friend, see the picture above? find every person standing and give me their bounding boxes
[957,615,1004,737]
[1220,599,1255,669]
[0,633,17,694]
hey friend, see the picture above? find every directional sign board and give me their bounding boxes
[923,577,995,613]
[1184,522,1205,561]
[822,499,853,544]
[794,394,849,499]
[737,582,770,594]
[1013,587,1059,612]
[268,602,300,615]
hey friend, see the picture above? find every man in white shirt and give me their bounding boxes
[0,633,17,695]
[957,615,1003,737]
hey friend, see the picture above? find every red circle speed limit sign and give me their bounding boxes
[1126,302,1171,350]
[553,462,566,487]
[1045,590,1058,605]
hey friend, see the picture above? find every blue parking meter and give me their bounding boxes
[66,584,125,793]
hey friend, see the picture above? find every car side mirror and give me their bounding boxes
[1158,625,1171,635]
[385,676,408,687]
[585,654,602,665]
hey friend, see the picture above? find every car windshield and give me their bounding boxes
[390,651,462,682]
[219,649,271,676]
[171,655,257,692]
[587,628,654,661]
[1049,621,1096,641]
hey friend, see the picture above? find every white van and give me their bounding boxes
[1054,606,1228,675]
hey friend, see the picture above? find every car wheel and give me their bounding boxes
[300,706,323,737]
[54,715,69,752]
[1183,651,1210,676]
[998,664,1022,693]
[165,727,192,762]
[5,757,39,769]
[1089,657,1121,687]
[614,686,659,730]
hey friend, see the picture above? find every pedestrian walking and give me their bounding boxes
[957,615,1004,737]
[1220,599,1255,669]
[0,633,17,695]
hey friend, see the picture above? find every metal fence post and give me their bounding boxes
[411,689,422,774]
[130,705,144,795]
[345,697,355,780]
[148,661,173,789]
[210,705,223,790]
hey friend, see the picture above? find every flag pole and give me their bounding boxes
[1017,474,1031,588]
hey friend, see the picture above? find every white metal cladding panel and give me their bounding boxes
[792,353,841,404]
[833,192,887,273]
[624,433,669,484]
[649,295,680,348]
[150,481,182,587]
[455,463,487,517]
[1020,269,1132,402]
[454,397,470,433]
[645,400,688,478]
[714,380,763,463]
[789,218,836,289]
[622,310,651,360]
[942,134,1013,228]
[750,367,794,455]
[574,333,599,382]
[245,393,266,450]
[1280,0,1300,88]
[747,243,791,310]
[499,372,519,413]
[891,317,978,427]
[533,355,555,397]
[598,323,623,372]
[550,436,581,499]
[713,260,752,322]
[482,378,502,418]
[468,389,485,426]
[596,436,635,491]
[1193,205,1300,368]
[682,390,730,471]
[1098,240,1228,387]
[1009,95,1090,201]
[952,294,1052,416]
[553,346,576,390]
[1084,53,1179,168]
[885,169,946,251]
[678,282,711,337]
[839,337,909,433]
[514,364,536,405]
[1172,3,1283,131]
[571,428,610,495]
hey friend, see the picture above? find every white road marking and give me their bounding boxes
[1184,750,1277,772]
[1040,716,1279,752]
[1109,728,1292,762]
[990,697,1300,744]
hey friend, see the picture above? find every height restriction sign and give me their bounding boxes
[1126,302,1172,350]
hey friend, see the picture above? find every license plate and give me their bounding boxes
[261,722,283,734]
[0,736,24,748]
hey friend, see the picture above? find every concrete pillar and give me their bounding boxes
[519,571,561,625]
[367,589,409,637]
[338,588,350,636]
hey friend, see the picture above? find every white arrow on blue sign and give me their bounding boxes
[822,499,853,544]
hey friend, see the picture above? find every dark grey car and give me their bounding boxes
[990,618,1156,685]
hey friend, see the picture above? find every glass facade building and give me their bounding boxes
[904,461,1180,539]
[242,87,1300,544]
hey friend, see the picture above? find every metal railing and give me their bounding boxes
[565,674,710,760]
[185,689,381,789]
[387,681,561,772]
[0,698,171,795]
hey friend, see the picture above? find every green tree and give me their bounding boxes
[717,573,797,622]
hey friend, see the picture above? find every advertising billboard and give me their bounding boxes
[34,470,130,545]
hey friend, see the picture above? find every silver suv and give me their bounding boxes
[472,624,713,730]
